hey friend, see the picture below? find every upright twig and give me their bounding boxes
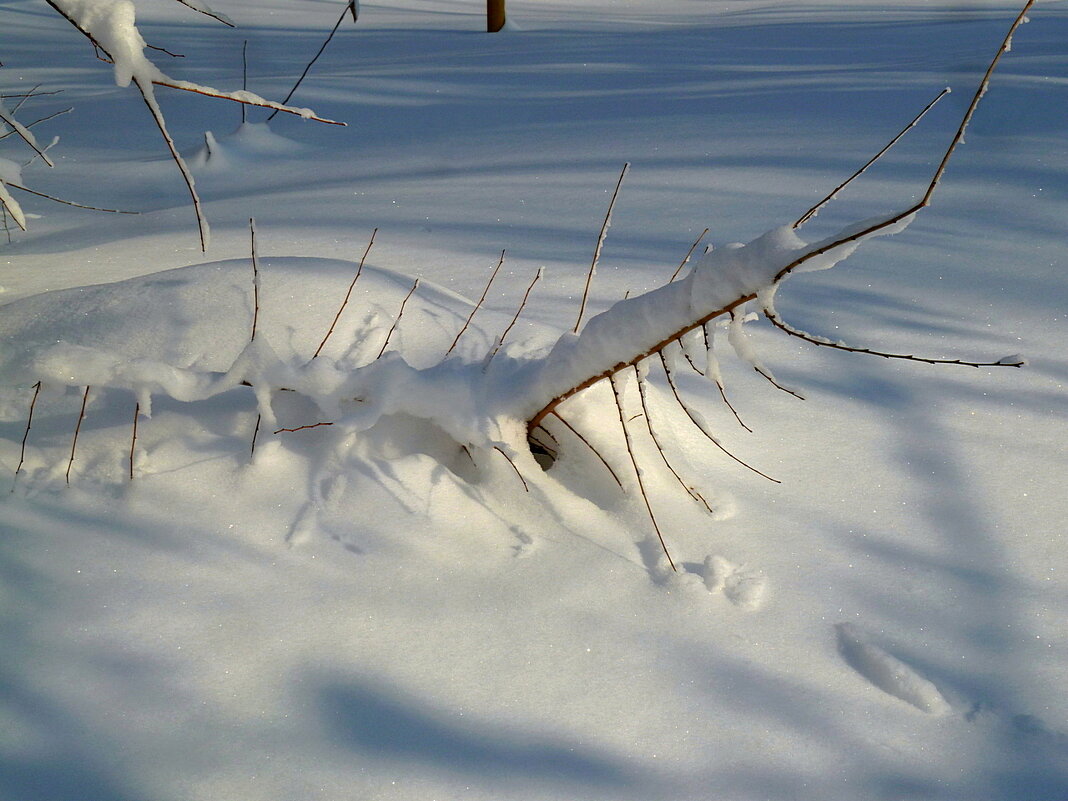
[485,267,543,367]
[609,374,676,573]
[376,278,420,360]
[445,249,505,357]
[794,87,950,228]
[66,386,90,486]
[313,227,377,358]
[669,227,709,282]
[14,381,42,480]
[267,0,357,121]
[250,413,261,459]
[249,218,260,342]
[574,163,629,333]
[241,40,248,124]
[129,401,139,481]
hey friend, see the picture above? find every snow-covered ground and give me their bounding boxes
[2,1,1067,799]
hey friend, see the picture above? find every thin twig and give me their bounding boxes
[313,227,377,358]
[0,108,73,142]
[764,307,1024,367]
[129,401,139,481]
[493,446,529,492]
[171,0,234,27]
[267,0,356,121]
[794,87,950,228]
[705,324,752,432]
[146,43,186,58]
[0,104,54,167]
[241,40,248,124]
[14,381,42,479]
[660,349,780,483]
[635,366,715,514]
[669,227,709,282]
[274,422,335,434]
[376,278,420,360]
[445,249,505,357]
[485,267,542,367]
[609,374,676,573]
[7,182,140,214]
[249,218,260,342]
[66,386,90,486]
[250,413,261,458]
[548,410,624,489]
[527,2,1034,433]
[574,163,629,333]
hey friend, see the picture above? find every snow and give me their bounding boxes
[2,1,1068,800]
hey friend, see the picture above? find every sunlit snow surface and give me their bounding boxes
[2,1,1067,800]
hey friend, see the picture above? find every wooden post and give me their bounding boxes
[487,0,505,32]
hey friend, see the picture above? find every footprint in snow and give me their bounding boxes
[701,555,767,610]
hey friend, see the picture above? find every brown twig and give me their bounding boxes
[313,228,377,358]
[376,278,420,360]
[249,218,260,342]
[574,163,629,333]
[267,0,357,121]
[635,366,714,514]
[485,267,542,367]
[250,413,261,458]
[793,87,950,228]
[660,349,780,483]
[273,422,335,434]
[493,446,529,492]
[445,249,505,357]
[0,104,54,167]
[241,40,248,125]
[146,43,186,58]
[669,227,709,282]
[548,410,624,489]
[66,386,90,486]
[705,324,752,432]
[14,381,41,479]
[172,0,234,27]
[129,401,139,481]
[0,108,73,142]
[609,374,676,573]
[763,307,1024,367]
[527,2,1034,433]
[7,182,140,214]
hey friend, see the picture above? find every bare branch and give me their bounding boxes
[609,374,676,572]
[635,366,715,514]
[268,0,357,121]
[0,103,55,167]
[376,278,421,360]
[764,306,1024,368]
[274,422,335,434]
[659,348,780,483]
[0,108,73,142]
[249,218,261,341]
[445,249,505,357]
[574,163,629,333]
[129,401,139,481]
[250,413,261,459]
[493,446,529,492]
[669,227,709,282]
[14,381,42,480]
[313,228,377,359]
[66,386,91,486]
[7,181,140,214]
[705,324,752,432]
[484,267,543,367]
[793,87,950,229]
[548,410,624,489]
[171,0,235,27]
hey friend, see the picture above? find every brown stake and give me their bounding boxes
[609,374,676,573]
[66,386,90,486]
[313,227,377,358]
[376,278,420,360]
[574,163,629,334]
[445,249,505,357]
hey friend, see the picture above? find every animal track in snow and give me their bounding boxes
[701,555,767,610]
